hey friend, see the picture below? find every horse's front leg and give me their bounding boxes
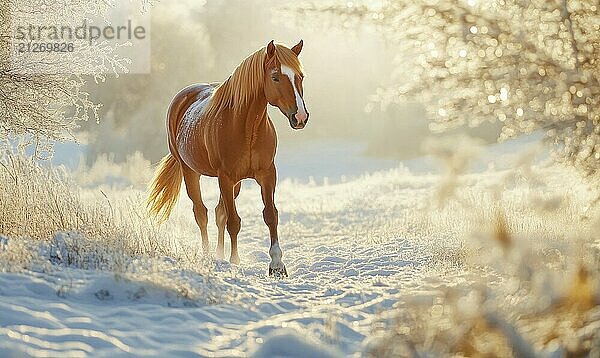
[256,166,287,277]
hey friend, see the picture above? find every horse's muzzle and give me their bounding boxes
[288,112,309,130]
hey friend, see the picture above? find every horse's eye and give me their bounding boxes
[271,76,279,82]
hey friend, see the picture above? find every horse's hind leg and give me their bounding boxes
[182,166,209,252]
[215,182,240,260]
[215,198,226,260]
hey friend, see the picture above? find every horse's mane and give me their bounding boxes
[204,44,304,118]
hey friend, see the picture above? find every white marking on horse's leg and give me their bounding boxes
[281,65,307,119]
[269,242,286,276]
[269,242,282,263]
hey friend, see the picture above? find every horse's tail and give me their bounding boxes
[147,153,183,222]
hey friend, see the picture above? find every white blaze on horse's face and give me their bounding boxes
[281,65,307,125]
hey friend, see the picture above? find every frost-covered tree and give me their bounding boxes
[298,0,600,176]
[0,0,148,155]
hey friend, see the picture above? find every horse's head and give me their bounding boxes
[263,40,309,130]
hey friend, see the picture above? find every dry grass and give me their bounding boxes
[0,150,233,305]
[367,167,600,357]
[0,151,207,270]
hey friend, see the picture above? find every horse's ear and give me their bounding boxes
[266,40,276,59]
[291,40,303,56]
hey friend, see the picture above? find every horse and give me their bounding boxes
[147,40,308,277]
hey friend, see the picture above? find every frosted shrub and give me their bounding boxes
[366,166,600,356]
[296,0,600,179]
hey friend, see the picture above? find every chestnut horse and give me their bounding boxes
[147,40,308,277]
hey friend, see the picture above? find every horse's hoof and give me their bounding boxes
[269,263,288,278]
[230,254,240,265]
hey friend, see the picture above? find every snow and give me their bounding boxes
[0,147,596,356]
[252,329,342,358]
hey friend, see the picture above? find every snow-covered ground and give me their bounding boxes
[1,147,598,356]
